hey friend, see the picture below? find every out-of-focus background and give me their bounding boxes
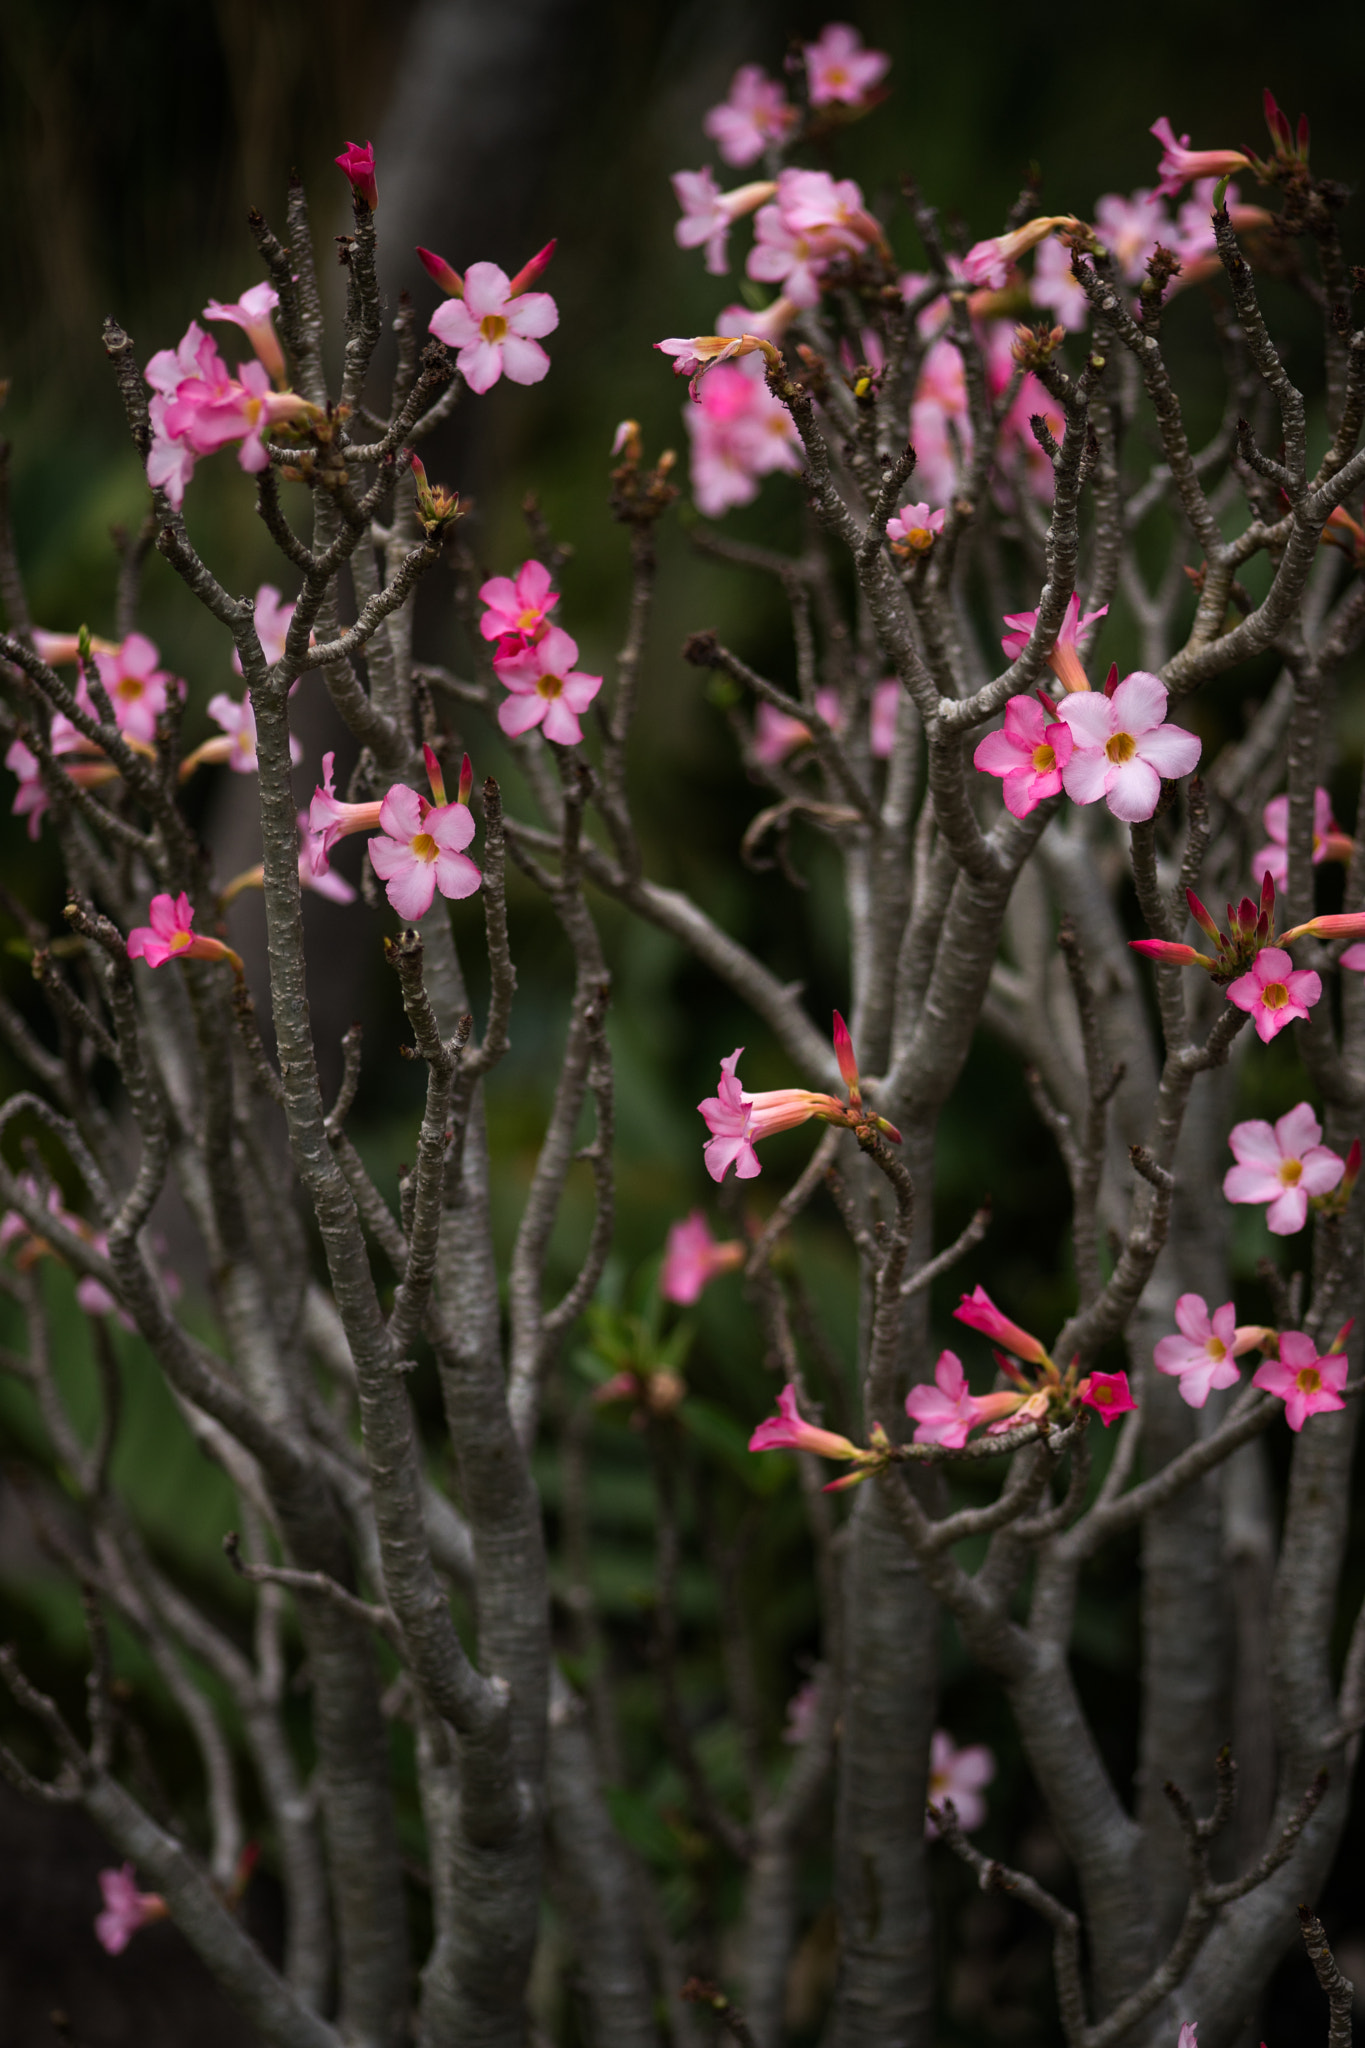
[3,1,1365,2041]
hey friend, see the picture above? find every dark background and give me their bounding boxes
[2,2,1364,2041]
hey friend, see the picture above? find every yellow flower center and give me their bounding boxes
[1261,981,1289,1010]
[169,929,192,952]
[518,608,540,631]
[480,313,509,343]
[1279,1158,1303,1185]
[410,832,439,862]
[826,64,848,86]
[536,672,565,699]
[1031,742,1056,772]
[1295,1366,1322,1394]
[1206,1337,1226,1361]
[1105,730,1137,764]
[1094,1383,1114,1405]
[116,676,144,700]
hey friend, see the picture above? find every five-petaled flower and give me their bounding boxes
[1252,1330,1349,1432]
[1223,1104,1346,1233]
[429,261,559,393]
[803,23,890,107]
[887,501,945,556]
[1001,592,1109,695]
[479,559,560,651]
[95,1864,169,1955]
[748,1382,860,1463]
[203,282,285,384]
[1226,947,1321,1044]
[1154,1294,1259,1407]
[671,169,776,275]
[1057,671,1201,824]
[925,1730,996,1838]
[973,696,1074,819]
[1252,787,1353,889]
[368,782,482,922]
[905,1350,1021,1448]
[703,64,797,166]
[1079,1369,1136,1426]
[661,1211,745,1304]
[127,893,242,974]
[1149,117,1249,199]
[493,625,603,746]
[94,633,181,747]
[335,139,378,210]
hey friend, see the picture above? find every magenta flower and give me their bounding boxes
[1226,947,1321,1045]
[335,139,377,210]
[1154,1294,1247,1407]
[493,625,602,746]
[1079,1369,1136,1427]
[672,169,775,275]
[703,64,797,166]
[953,1285,1049,1366]
[478,559,559,649]
[973,696,1074,820]
[1223,1103,1345,1233]
[367,784,481,921]
[904,1350,982,1449]
[95,1864,168,1955]
[803,23,890,107]
[1057,672,1201,824]
[1149,117,1249,200]
[429,262,558,394]
[143,322,218,507]
[93,633,180,747]
[203,281,284,384]
[1001,592,1109,696]
[1252,1331,1349,1432]
[1252,787,1353,889]
[660,1211,745,1304]
[748,1382,859,1462]
[127,893,242,973]
[925,1730,996,1838]
[306,752,384,876]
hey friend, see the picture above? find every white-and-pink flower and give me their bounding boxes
[1252,787,1352,889]
[803,23,890,107]
[428,262,558,393]
[203,281,285,383]
[703,65,797,167]
[1056,672,1201,824]
[1223,1104,1345,1233]
[367,784,481,921]
[925,1729,995,1838]
[1225,948,1321,1044]
[1153,1294,1253,1407]
[1252,1331,1350,1432]
[672,169,775,276]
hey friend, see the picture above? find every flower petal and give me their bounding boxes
[1103,756,1162,823]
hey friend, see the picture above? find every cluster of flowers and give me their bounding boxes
[6,629,179,834]
[477,557,603,745]
[1,1173,177,1325]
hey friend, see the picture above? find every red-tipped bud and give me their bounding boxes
[1259,866,1276,923]
[335,140,377,212]
[417,246,464,297]
[1263,89,1292,152]
[1281,912,1365,942]
[1186,889,1221,943]
[1341,1138,1361,1200]
[1103,661,1120,699]
[1129,939,1209,968]
[457,752,473,806]
[992,1348,1031,1387]
[409,450,462,532]
[873,1115,903,1145]
[1035,685,1057,713]
[1329,1315,1355,1355]
[1296,112,1310,160]
[506,238,557,298]
[832,1010,861,1106]
[423,742,447,807]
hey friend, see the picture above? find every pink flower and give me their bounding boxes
[1001,592,1109,696]
[1057,671,1201,823]
[1178,2028,1198,2048]
[1153,1294,1248,1407]
[143,322,216,505]
[782,1678,820,1745]
[1226,948,1321,1045]
[1095,189,1171,281]
[683,356,801,516]
[870,680,900,760]
[1253,1330,1349,1432]
[1252,787,1352,889]
[429,262,558,393]
[973,696,1074,819]
[1223,1103,1345,1233]
[95,1864,168,1955]
[93,633,180,747]
[886,501,945,556]
[203,282,284,384]
[306,752,384,876]
[704,65,797,167]
[672,169,775,275]
[335,139,377,210]
[748,1382,859,1462]
[925,1730,995,1838]
[199,692,302,775]
[962,215,1080,291]
[698,1047,846,1182]
[753,700,815,764]
[478,559,559,646]
[493,625,602,745]
[905,1350,982,1449]
[230,583,297,674]
[747,167,879,309]
[661,1211,745,1303]
[1342,944,1365,973]
[367,784,481,921]
[1080,1369,1137,1427]
[6,738,50,838]
[1149,117,1250,200]
[127,893,241,973]
[1172,180,1273,265]
[953,1285,1049,1366]
[1031,235,1090,330]
[803,23,890,107]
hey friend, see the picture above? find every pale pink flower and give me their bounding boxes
[748,1382,859,1461]
[144,322,217,506]
[973,696,1074,820]
[870,680,900,760]
[909,338,970,499]
[684,356,801,516]
[31,627,117,667]
[997,371,1069,501]
[1095,189,1170,281]
[962,216,1080,292]
[1080,1369,1137,1427]
[232,583,297,674]
[493,625,602,746]
[753,701,815,765]
[1252,787,1351,889]
[1150,118,1250,200]
[296,813,357,904]
[747,168,878,309]
[1172,179,1273,266]
[306,752,384,876]
[704,65,797,167]
[925,1729,995,1838]
[6,738,49,838]
[93,633,180,747]
[954,1285,1049,1365]
[127,893,240,972]
[672,169,775,275]
[1226,947,1321,1045]
[335,139,377,211]
[203,282,285,384]
[886,501,945,556]
[1154,1295,1247,1407]
[1253,1330,1349,1432]
[478,558,559,647]
[905,1350,981,1448]
[367,785,481,921]
[661,1211,745,1304]
[1057,672,1201,824]
[698,1047,846,1182]
[95,1864,168,1955]
[1031,235,1090,330]
[803,23,890,107]
[783,1678,820,1745]
[429,263,558,393]
[1342,944,1365,973]
[200,692,302,775]
[162,338,315,476]
[1001,593,1109,695]
[1177,2027,1198,2048]
[1223,1103,1345,1233]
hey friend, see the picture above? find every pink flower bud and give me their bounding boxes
[1280,912,1365,943]
[748,1383,858,1462]
[457,753,473,806]
[953,1285,1050,1367]
[417,246,464,297]
[1186,889,1222,942]
[832,1009,861,1107]
[1129,939,1211,967]
[506,238,557,297]
[423,742,447,807]
[335,140,377,212]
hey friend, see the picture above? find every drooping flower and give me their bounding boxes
[703,64,797,166]
[698,1048,843,1182]
[661,1211,745,1304]
[962,215,1082,292]
[95,1864,169,1955]
[1079,1369,1137,1426]
[905,1350,1019,1448]
[428,262,558,393]
[655,328,783,398]
[1226,948,1321,1045]
[203,282,285,384]
[973,696,1074,819]
[925,1730,996,1838]
[886,501,945,557]
[1153,1294,1254,1407]
[1057,672,1201,824]
[368,783,481,921]
[493,625,603,746]
[753,700,816,765]
[1252,788,1353,889]
[953,1286,1050,1367]
[93,633,180,747]
[127,893,242,973]
[1149,117,1250,200]
[1253,1331,1349,1432]
[306,752,384,876]
[748,1382,860,1461]
[478,560,559,648]
[672,169,776,275]
[1001,592,1109,695]
[1223,1104,1345,1233]
[335,139,377,210]
[803,23,890,107]
[1177,2026,1198,2048]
